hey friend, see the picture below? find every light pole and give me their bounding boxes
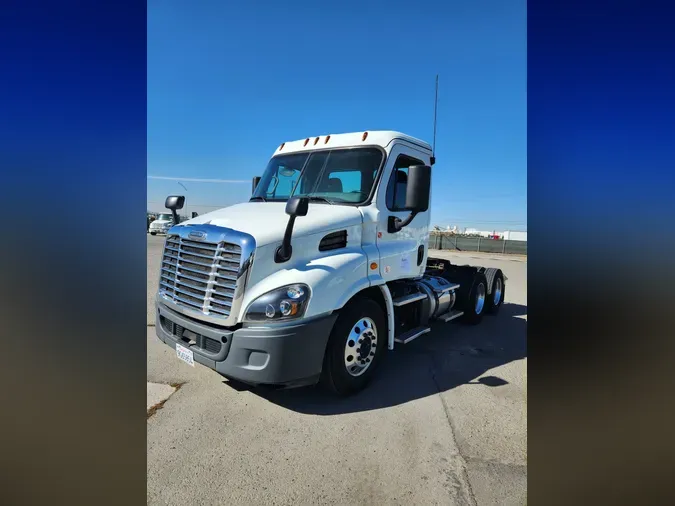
[177,182,187,222]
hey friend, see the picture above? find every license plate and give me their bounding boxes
[176,343,194,367]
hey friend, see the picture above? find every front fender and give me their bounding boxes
[239,250,372,320]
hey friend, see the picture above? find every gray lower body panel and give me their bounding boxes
[156,302,337,388]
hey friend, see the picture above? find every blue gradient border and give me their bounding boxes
[0,2,147,504]
[528,1,674,504]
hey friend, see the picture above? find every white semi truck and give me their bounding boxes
[155,131,505,395]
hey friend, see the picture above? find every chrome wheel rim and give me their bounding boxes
[493,278,502,305]
[344,317,377,377]
[475,283,486,314]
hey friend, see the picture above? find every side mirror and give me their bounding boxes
[276,196,309,263]
[165,195,185,227]
[165,195,185,210]
[285,196,309,217]
[191,212,199,218]
[252,176,261,194]
[388,165,431,233]
[404,165,431,212]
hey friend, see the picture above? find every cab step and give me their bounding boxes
[438,309,464,322]
[392,292,428,307]
[394,326,431,344]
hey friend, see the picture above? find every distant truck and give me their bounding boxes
[155,131,506,395]
[149,213,176,235]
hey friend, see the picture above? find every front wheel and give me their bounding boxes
[320,297,386,396]
[150,232,157,236]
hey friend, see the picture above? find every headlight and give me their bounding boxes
[244,284,310,322]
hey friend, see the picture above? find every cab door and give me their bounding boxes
[375,142,431,282]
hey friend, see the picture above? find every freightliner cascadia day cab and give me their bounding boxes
[155,131,506,395]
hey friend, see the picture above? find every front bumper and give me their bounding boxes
[155,302,337,388]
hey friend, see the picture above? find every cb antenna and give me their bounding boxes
[431,74,438,166]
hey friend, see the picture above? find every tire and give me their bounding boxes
[320,297,386,396]
[461,272,487,325]
[150,232,157,236]
[486,271,505,315]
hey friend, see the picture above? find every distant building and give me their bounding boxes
[464,228,492,238]
[462,228,528,241]
[502,230,527,242]
[429,225,527,241]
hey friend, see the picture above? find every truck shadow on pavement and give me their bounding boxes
[233,303,527,415]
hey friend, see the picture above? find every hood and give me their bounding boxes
[178,202,363,246]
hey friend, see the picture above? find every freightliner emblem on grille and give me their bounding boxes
[188,230,206,240]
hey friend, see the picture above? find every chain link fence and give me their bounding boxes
[429,233,527,255]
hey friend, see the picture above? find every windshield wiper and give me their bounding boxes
[306,195,335,205]
[249,196,267,202]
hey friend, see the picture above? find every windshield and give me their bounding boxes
[251,147,384,205]
[156,214,172,221]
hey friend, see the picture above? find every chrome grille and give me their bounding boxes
[159,235,243,318]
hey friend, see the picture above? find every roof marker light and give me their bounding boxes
[279,142,285,151]
[304,138,310,147]
[325,135,331,144]
[314,137,319,145]
[362,131,368,141]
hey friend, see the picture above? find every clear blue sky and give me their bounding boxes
[148,0,526,231]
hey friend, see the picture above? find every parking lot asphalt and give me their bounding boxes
[147,234,527,505]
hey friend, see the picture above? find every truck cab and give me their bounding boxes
[155,131,505,395]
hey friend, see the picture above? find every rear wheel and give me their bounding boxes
[486,271,505,314]
[321,297,386,396]
[462,272,487,325]
[150,232,157,236]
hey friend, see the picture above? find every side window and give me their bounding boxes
[386,155,424,211]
